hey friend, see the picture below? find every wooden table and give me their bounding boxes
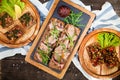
[0,0,120,80]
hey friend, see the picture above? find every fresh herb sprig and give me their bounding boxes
[38,49,50,65]
[66,33,74,47]
[50,22,60,39]
[50,27,60,39]
[97,32,120,49]
[64,11,85,27]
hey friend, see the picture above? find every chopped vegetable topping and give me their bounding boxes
[0,13,13,28]
[37,49,50,65]
[86,43,104,66]
[101,46,119,68]
[50,27,60,39]
[49,22,60,39]
[86,43,120,68]
[60,43,67,51]
[19,12,36,28]
[5,25,23,41]
[66,33,74,47]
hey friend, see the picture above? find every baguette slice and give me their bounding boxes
[15,24,36,44]
[5,24,25,44]
[101,46,120,75]
[101,64,118,75]
[0,32,10,44]
[0,13,14,33]
[34,42,52,65]
[49,56,64,70]
[42,18,65,48]
[48,18,65,31]
[83,47,101,75]
[64,24,80,51]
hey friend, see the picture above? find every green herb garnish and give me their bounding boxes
[19,12,33,27]
[97,32,120,49]
[50,22,60,39]
[50,27,60,39]
[60,43,67,51]
[64,11,85,27]
[66,33,74,47]
[54,52,61,63]
[38,49,50,65]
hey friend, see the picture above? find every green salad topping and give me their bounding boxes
[0,0,25,19]
[97,32,120,49]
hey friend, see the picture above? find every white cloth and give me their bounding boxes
[0,0,120,80]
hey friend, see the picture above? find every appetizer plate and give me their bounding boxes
[25,0,95,79]
[79,28,120,79]
[0,0,40,48]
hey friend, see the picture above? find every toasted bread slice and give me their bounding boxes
[83,48,101,75]
[0,13,14,33]
[34,42,52,65]
[5,23,25,43]
[15,24,36,44]
[49,56,64,70]
[42,18,65,48]
[64,24,80,51]
[48,18,65,31]
[0,32,10,44]
[101,64,118,75]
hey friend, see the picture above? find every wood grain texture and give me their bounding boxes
[0,0,120,80]
[0,0,40,48]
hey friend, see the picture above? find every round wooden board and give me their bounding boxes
[0,0,40,48]
[78,28,120,79]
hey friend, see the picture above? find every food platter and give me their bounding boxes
[0,0,40,48]
[25,0,95,79]
[79,28,120,79]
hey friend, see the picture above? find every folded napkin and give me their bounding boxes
[0,0,120,80]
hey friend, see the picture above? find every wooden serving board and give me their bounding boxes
[25,0,95,79]
[0,0,40,48]
[79,28,120,79]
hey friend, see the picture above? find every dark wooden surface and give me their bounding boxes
[0,0,120,80]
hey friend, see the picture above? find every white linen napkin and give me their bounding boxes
[0,0,120,80]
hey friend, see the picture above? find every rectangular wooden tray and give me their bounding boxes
[25,0,95,79]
